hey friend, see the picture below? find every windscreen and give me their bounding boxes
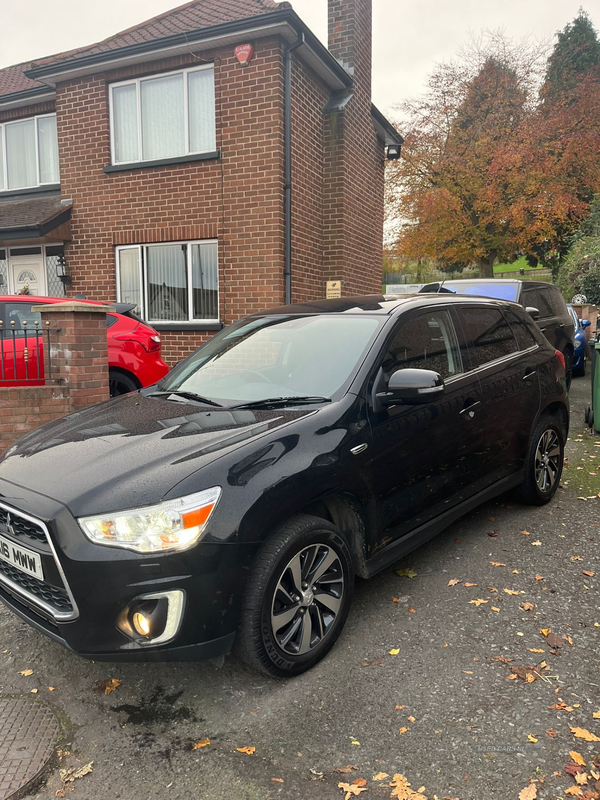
[160,315,382,404]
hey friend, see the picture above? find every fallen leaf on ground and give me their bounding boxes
[519,784,537,800]
[575,772,588,785]
[570,752,587,766]
[395,705,406,710]
[490,561,506,567]
[391,597,400,603]
[361,656,386,667]
[447,579,461,586]
[527,734,538,743]
[408,715,416,723]
[583,571,595,577]
[521,602,535,611]
[93,678,121,695]
[463,670,473,674]
[351,741,360,746]
[464,582,478,587]
[565,764,583,778]
[504,589,520,595]
[468,599,488,606]
[271,778,284,783]
[546,728,557,738]
[522,530,531,536]
[389,773,428,798]
[535,575,544,581]
[571,728,600,742]
[192,739,210,749]
[60,762,93,783]
[493,656,514,663]
[399,727,409,734]
[564,787,582,796]
[571,556,583,561]
[491,606,500,612]
[335,766,359,774]
[487,530,499,537]
[338,782,368,799]
[19,669,33,676]
[353,778,368,787]
[546,633,563,649]
[373,772,389,781]
[510,666,538,682]
[30,689,38,694]
[532,541,542,546]
[389,648,400,656]
[396,568,417,579]
[593,711,600,719]
[408,607,416,614]
[529,648,544,653]
[236,746,256,754]
[540,628,551,637]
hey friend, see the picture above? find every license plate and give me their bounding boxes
[0,534,44,580]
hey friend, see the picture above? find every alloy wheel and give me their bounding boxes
[270,543,344,656]
[534,429,561,493]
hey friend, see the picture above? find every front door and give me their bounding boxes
[9,256,46,296]
[366,307,487,548]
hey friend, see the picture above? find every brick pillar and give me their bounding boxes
[328,0,372,92]
[37,301,110,409]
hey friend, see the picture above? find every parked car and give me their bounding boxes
[0,294,568,677]
[419,279,575,385]
[567,304,591,377]
[0,296,169,396]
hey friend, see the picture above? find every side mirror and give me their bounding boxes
[377,368,444,406]
[525,306,540,320]
[581,319,591,329]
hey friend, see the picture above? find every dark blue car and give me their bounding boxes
[568,305,591,377]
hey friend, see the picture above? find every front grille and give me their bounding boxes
[0,559,73,615]
[0,502,78,621]
[0,507,48,546]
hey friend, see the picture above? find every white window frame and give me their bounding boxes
[0,113,59,192]
[109,64,216,166]
[115,239,219,324]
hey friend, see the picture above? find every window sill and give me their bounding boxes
[151,321,223,332]
[104,151,220,174]
[0,184,60,199]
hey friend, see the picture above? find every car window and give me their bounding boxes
[442,282,519,301]
[382,310,462,380]
[522,287,553,318]
[504,309,538,351]
[1,302,42,338]
[107,314,119,329]
[567,306,579,328]
[546,287,568,317]
[460,307,518,367]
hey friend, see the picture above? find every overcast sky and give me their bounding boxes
[2,0,598,114]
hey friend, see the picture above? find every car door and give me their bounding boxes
[366,306,487,546]
[521,285,572,352]
[457,304,541,484]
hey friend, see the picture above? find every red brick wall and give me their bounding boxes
[55,40,286,366]
[0,386,70,453]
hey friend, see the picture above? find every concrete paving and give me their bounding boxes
[0,373,598,800]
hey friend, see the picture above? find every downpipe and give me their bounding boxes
[284,33,305,306]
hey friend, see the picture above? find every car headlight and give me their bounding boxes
[78,487,221,553]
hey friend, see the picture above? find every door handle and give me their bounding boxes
[350,443,368,456]
[523,370,537,381]
[460,400,481,416]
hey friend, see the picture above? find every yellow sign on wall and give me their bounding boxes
[326,280,342,299]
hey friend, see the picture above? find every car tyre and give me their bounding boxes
[516,416,565,506]
[573,359,586,378]
[235,514,354,678]
[109,369,139,397]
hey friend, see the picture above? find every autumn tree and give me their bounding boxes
[387,34,546,276]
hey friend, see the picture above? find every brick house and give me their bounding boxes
[0,0,400,365]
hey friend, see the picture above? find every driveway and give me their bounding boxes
[1,373,599,800]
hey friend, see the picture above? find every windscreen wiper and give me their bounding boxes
[229,396,331,409]
[149,390,223,407]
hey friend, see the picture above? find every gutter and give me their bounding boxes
[0,206,72,241]
[283,33,305,306]
[0,86,56,112]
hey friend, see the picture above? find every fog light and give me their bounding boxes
[133,611,151,637]
[117,590,185,646]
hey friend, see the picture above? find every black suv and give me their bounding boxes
[420,279,575,384]
[0,294,568,677]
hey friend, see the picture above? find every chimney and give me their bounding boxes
[327,0,372,99]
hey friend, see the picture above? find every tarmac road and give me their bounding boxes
[1,372,599,800]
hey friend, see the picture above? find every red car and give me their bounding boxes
[0,296,169,396]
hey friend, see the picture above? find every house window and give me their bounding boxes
[0,114,60,191]
[116,240,218,324]
[110,65,216,165]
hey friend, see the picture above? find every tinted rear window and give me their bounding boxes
[460,307,518,367]
[505,309,538,350]
[522,287,553,317]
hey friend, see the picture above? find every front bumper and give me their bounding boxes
[0,480,254,662]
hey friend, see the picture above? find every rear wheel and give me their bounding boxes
[109,369,138,397]
[517,416,564,505]
[573,358,586,378]
[235,514,354,677]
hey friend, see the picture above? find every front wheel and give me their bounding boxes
[109,369,139,397]
[516,416,565,506]
[235,514,354,677]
